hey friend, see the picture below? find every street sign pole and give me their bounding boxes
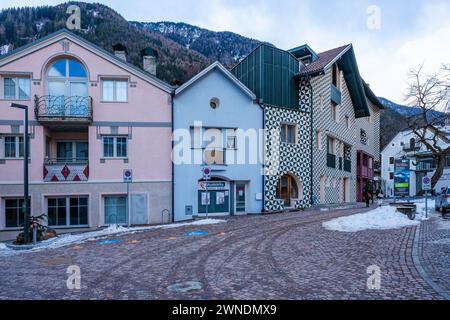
[127,181,130,227]
[202,167,211,219]
[123,170,133,227]
[422,176,431,219]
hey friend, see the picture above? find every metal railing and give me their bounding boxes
[35,95,93,121]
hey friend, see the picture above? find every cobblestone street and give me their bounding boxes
[0,206,448,300]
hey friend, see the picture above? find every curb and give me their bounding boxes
[411,222,450,300]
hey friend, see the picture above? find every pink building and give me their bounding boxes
[0,30,173,241]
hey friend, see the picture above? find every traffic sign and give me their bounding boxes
[123,169,133,183]
[202,167,212,180]
[422,176,431,191]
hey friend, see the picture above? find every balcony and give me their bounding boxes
[43,158,89,182]
[416,161,437,172]
[344,159,351,172]
[327,153,336,169]
[35,95,93,128]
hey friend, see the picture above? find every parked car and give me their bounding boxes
[435,187,450,215]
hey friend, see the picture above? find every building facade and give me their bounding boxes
[381,128,450,197]
[290,44,378,205]
[173,62,263,220]
[232,44,313,211]
[354,83,384,201]
[0,30,173,241]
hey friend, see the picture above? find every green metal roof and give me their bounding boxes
[231,44,300,109]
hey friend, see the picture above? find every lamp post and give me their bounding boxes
[11,103,30,243]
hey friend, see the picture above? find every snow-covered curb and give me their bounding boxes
[323,200,435,233]
[0,219,226,255]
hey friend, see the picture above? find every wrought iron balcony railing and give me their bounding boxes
[35,95,93,122]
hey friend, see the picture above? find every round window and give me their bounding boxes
[210,97,220,109]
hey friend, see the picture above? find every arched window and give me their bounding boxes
[46,58,88,115]
[276,174,301,207]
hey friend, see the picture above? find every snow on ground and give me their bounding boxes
[323,199,435,233]
[0,219,226,256]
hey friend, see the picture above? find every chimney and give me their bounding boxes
[113,43,127,62]
[141,47,158,76]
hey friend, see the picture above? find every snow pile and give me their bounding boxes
[0,219,226,255]
[323,205,423,233]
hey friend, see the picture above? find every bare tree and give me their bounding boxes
[405,64,450,190]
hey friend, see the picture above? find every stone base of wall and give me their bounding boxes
[0,181,171,242]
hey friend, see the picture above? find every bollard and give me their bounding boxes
[32,220,37,245]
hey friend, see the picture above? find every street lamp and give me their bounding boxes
[11,103,30,243]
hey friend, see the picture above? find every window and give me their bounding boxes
[104,196,127,225]
[204,149,225,165]
[56,141,88,162]
[47,196,88,227]
[281,124,296,144]
[3,77,30,100]
[102,136,128,158]
[445,156,450,168]
[4,198,29,228]
[332,64,341,90]
[227,135,237,149]
[3,135,29,159]
[316,129,322,150]
[389,172,394,180]
[345,116,350,129]
[330,102,337,122]
[389,157,395,165]
[102,80,128,102]
[360,130,368,145]
[327,136,336,155]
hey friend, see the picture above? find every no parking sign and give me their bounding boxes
[422,176,431,191]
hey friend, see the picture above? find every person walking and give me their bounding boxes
[363,184,371,208]
[376,189,384,207]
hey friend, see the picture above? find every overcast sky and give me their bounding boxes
[2,0,450,104]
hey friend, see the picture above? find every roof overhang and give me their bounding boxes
[296,45,371,118]
[0,28,174,93]
[363,81,384,110]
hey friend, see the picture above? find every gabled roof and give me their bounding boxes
[293,44,370,118]
[0,28,174,93]
[175,61,257,100]
[296,45,350,76]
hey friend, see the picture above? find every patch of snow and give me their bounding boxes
[0,44,11,55]
[323,205,426,233]
[0,219,226,255]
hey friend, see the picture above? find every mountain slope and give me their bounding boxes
[131,21,265,66]
[0,2,211,84]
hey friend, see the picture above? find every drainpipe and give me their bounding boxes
[262,103,266,213]
[307,76,314,207]
[171,90,175,223]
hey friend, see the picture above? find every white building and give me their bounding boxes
[381,128,450,197]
